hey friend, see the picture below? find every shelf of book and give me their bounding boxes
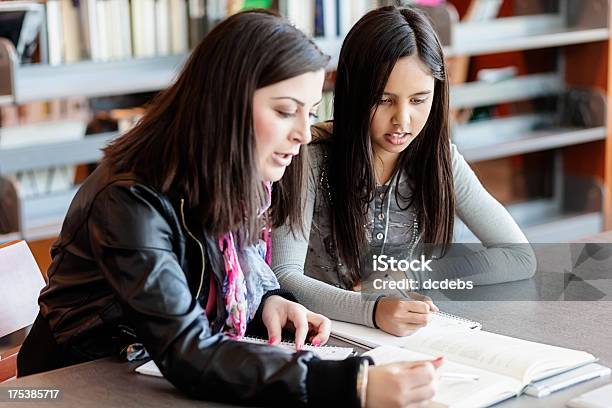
[457,126,607,162]
[0,133,114,173]
[4,54,186,105]
[455,199,603,244]
[18,187,78,241]
[449,72,563,109]
[446,27,609,58]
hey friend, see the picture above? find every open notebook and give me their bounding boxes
[361,330,595,408]
[331,311,481,350]
[135,336,354,377]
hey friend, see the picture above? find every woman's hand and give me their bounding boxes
[262,295,331,350]
[366,358,442,408]
[375,296,439,337]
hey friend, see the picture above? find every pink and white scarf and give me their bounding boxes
[218,182,275,338]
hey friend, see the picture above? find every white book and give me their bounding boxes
[61,0,83,63]
[107,0,124,59]
[283,0,314,37]
[132,0,157,58]
[169,0,188,54]
[206,0,226,22]
[322,0,336,38]
[142,0,157,57]
[154,0,171,56]
[46,0,64,65]
[95,0,110,60]
[118,0,133,58]
[337,0,372,36]
[79,0,100,60]
[364,338,596,408]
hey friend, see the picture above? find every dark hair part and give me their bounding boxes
[104,10,329,242]
[329,6,454,282]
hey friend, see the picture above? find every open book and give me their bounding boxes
[358,329,595,408]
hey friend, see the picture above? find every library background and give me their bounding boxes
[0,2,611,285]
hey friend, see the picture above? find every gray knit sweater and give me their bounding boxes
[272,123,536,327]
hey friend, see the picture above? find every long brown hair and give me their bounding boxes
[328,6,454,281]
[103,10,329,243]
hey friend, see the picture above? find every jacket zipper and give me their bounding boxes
[180,198,205,299]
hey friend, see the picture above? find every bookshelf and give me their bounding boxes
[314,0,611,243]
[1,0,611,244]
[441,0,611,242]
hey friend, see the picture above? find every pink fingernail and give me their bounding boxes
[312,339,321,347]
[268,337,277,345]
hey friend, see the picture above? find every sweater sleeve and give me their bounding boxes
[421,144,537,285]
[272,144,379,327]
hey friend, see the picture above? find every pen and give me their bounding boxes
[440,372,480,381]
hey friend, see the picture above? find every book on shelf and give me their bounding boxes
[40,0,189,63]
[154,0,171,56]
[280,0,315,37]
[169,0,189,53]
[61,0,83,63]
[0,97,90,199]
[336,0,373,37]
[188,0,206,48]
[46,0,64,65]
[131,0,156,58]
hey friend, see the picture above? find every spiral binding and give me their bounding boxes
[436,311,481,329]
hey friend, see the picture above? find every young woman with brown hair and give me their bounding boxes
[273,6,536,337]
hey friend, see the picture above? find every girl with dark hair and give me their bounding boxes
[17,9,438,408]
[273,6,536,336]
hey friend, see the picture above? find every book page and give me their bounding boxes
[332,320,594,383]
[401,329,595,384]
[364,346,520,408]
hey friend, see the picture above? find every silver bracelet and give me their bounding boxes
[356,359,369,408]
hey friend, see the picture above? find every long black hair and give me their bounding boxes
[104,10,329,243]
[328,6,454,282]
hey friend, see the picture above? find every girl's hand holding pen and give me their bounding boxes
[374,297,438,336]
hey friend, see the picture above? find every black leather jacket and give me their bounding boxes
[28,162,365,407]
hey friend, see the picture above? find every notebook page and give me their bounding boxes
[240,336,354,360]
[136,338,354,377]
[331,313,478,350]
